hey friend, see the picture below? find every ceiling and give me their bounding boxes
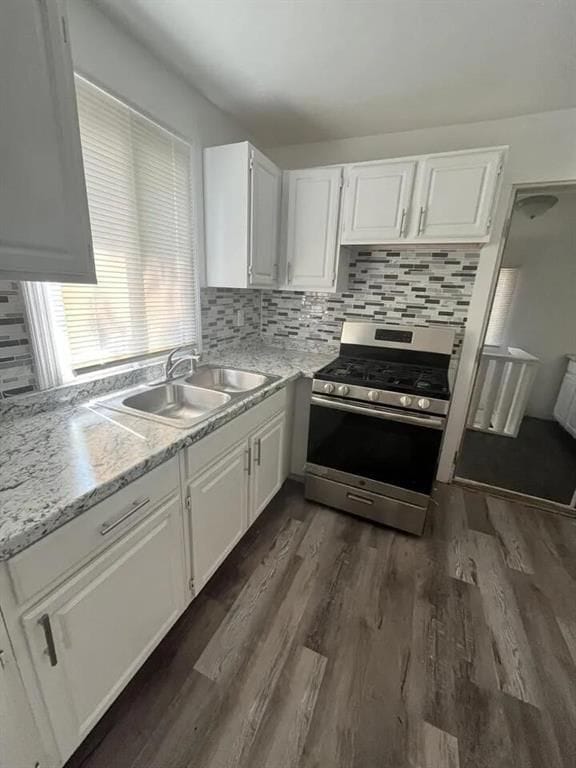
[93,0,576,147]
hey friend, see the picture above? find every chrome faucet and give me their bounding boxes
[164,345,201,381]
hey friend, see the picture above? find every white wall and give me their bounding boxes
[268,108,576,184]
[67,0,249,149]
[501,192,576,420]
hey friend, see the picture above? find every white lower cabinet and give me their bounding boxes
[0,389,292,767]
[0,615,46,768]
[250,412,286,524]
[21,494,186,761]
[185,392,288,595]
[187,441,249,593]
[554,360,576,438]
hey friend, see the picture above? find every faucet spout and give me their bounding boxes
[164,345,201,381]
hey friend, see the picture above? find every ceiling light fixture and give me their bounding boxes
[515,194,559,220]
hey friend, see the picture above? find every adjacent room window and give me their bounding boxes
[25,76,200,387]
[484,267,519,347]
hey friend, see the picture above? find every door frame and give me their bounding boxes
[437,177,576,508]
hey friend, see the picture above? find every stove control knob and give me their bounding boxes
[418,398,431,410]
[337,385,350,396]
[323,383,335,394]
[400,395,413,407]
[368,390,380,402]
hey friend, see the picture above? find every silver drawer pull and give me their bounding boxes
[100,497,150,536]
[347,492,373,506]
[38,614,58,667]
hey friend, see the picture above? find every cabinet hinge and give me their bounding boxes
[185,495,191,513]
[60,15,68,43]
[486,215,493,232]
[497,162,503,176]
[249,154,254,171]
[188,578,195,594]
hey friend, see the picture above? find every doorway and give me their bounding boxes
[455,184,576,507]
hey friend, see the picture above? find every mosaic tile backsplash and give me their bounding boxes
[201,287,261,351]
[260,251,479,355]
[2,250,478,398]
[0,281,37,396]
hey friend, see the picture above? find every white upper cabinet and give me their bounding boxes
[341,160,416,243]
[204,141,281,289]
[284,166,344,291]
[250,149,281,286]
[0,0,94,283]
[413,149,503,241]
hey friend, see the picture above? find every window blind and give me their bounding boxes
[50,76,199,371]
[485,267,519,347]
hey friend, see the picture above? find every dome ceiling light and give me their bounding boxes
[515,194,559,220]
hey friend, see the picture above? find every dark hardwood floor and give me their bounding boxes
[65,480,576,768]
[457,416,576,504]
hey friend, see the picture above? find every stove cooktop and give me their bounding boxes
[316,356,450,400]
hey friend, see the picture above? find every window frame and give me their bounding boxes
[23,74,204,390]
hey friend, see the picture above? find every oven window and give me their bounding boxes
[307,405,442,495]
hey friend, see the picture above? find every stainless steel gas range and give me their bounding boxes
[305,321,455,535]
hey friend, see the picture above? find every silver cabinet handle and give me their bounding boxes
[347,492,373,505]
[417,206,426,235]
[244,446,251,474]
[100,497,150,536]
[287,262,292,284]
[0,649,6,670]
[254,438,262,466]
[38,614,58,667]
[399,207,408,237]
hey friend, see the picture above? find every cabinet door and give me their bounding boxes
[0,0,94,283]
[285,167,342,290]
[416,150,502,240]
[249,148,281,287]
[187,441,249,593]
[0,617,46,768]
[22,496,186,761]
[341,160,416,243]
[250,412,286,524]
[554,374,576,428]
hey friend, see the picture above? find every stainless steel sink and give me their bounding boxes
[185,366,269,393]
[93,365,279,429]
[94,383,231,428]
[122,384,230,425]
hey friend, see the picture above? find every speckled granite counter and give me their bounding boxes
[0,345,335,561]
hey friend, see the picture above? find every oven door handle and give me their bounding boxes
[310,395,445,430]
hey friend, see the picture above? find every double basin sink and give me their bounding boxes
[95,366,279,429]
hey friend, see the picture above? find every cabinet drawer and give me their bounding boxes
[8,457,179,605]
[184,387,287,478]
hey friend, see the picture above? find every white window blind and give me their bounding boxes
[48,76,199,372]
[484,267,519,347]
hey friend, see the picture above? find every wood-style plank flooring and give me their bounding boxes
[65,480,576,768]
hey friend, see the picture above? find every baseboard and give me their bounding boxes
[453,476,576,519]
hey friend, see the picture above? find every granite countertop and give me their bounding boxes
[0,344,336,561]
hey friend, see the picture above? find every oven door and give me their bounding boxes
[306,395,445,505]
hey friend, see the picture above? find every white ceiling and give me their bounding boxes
[93,0,576,147]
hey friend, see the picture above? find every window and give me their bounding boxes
[25,76,200,387]
[484,267,519,347]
